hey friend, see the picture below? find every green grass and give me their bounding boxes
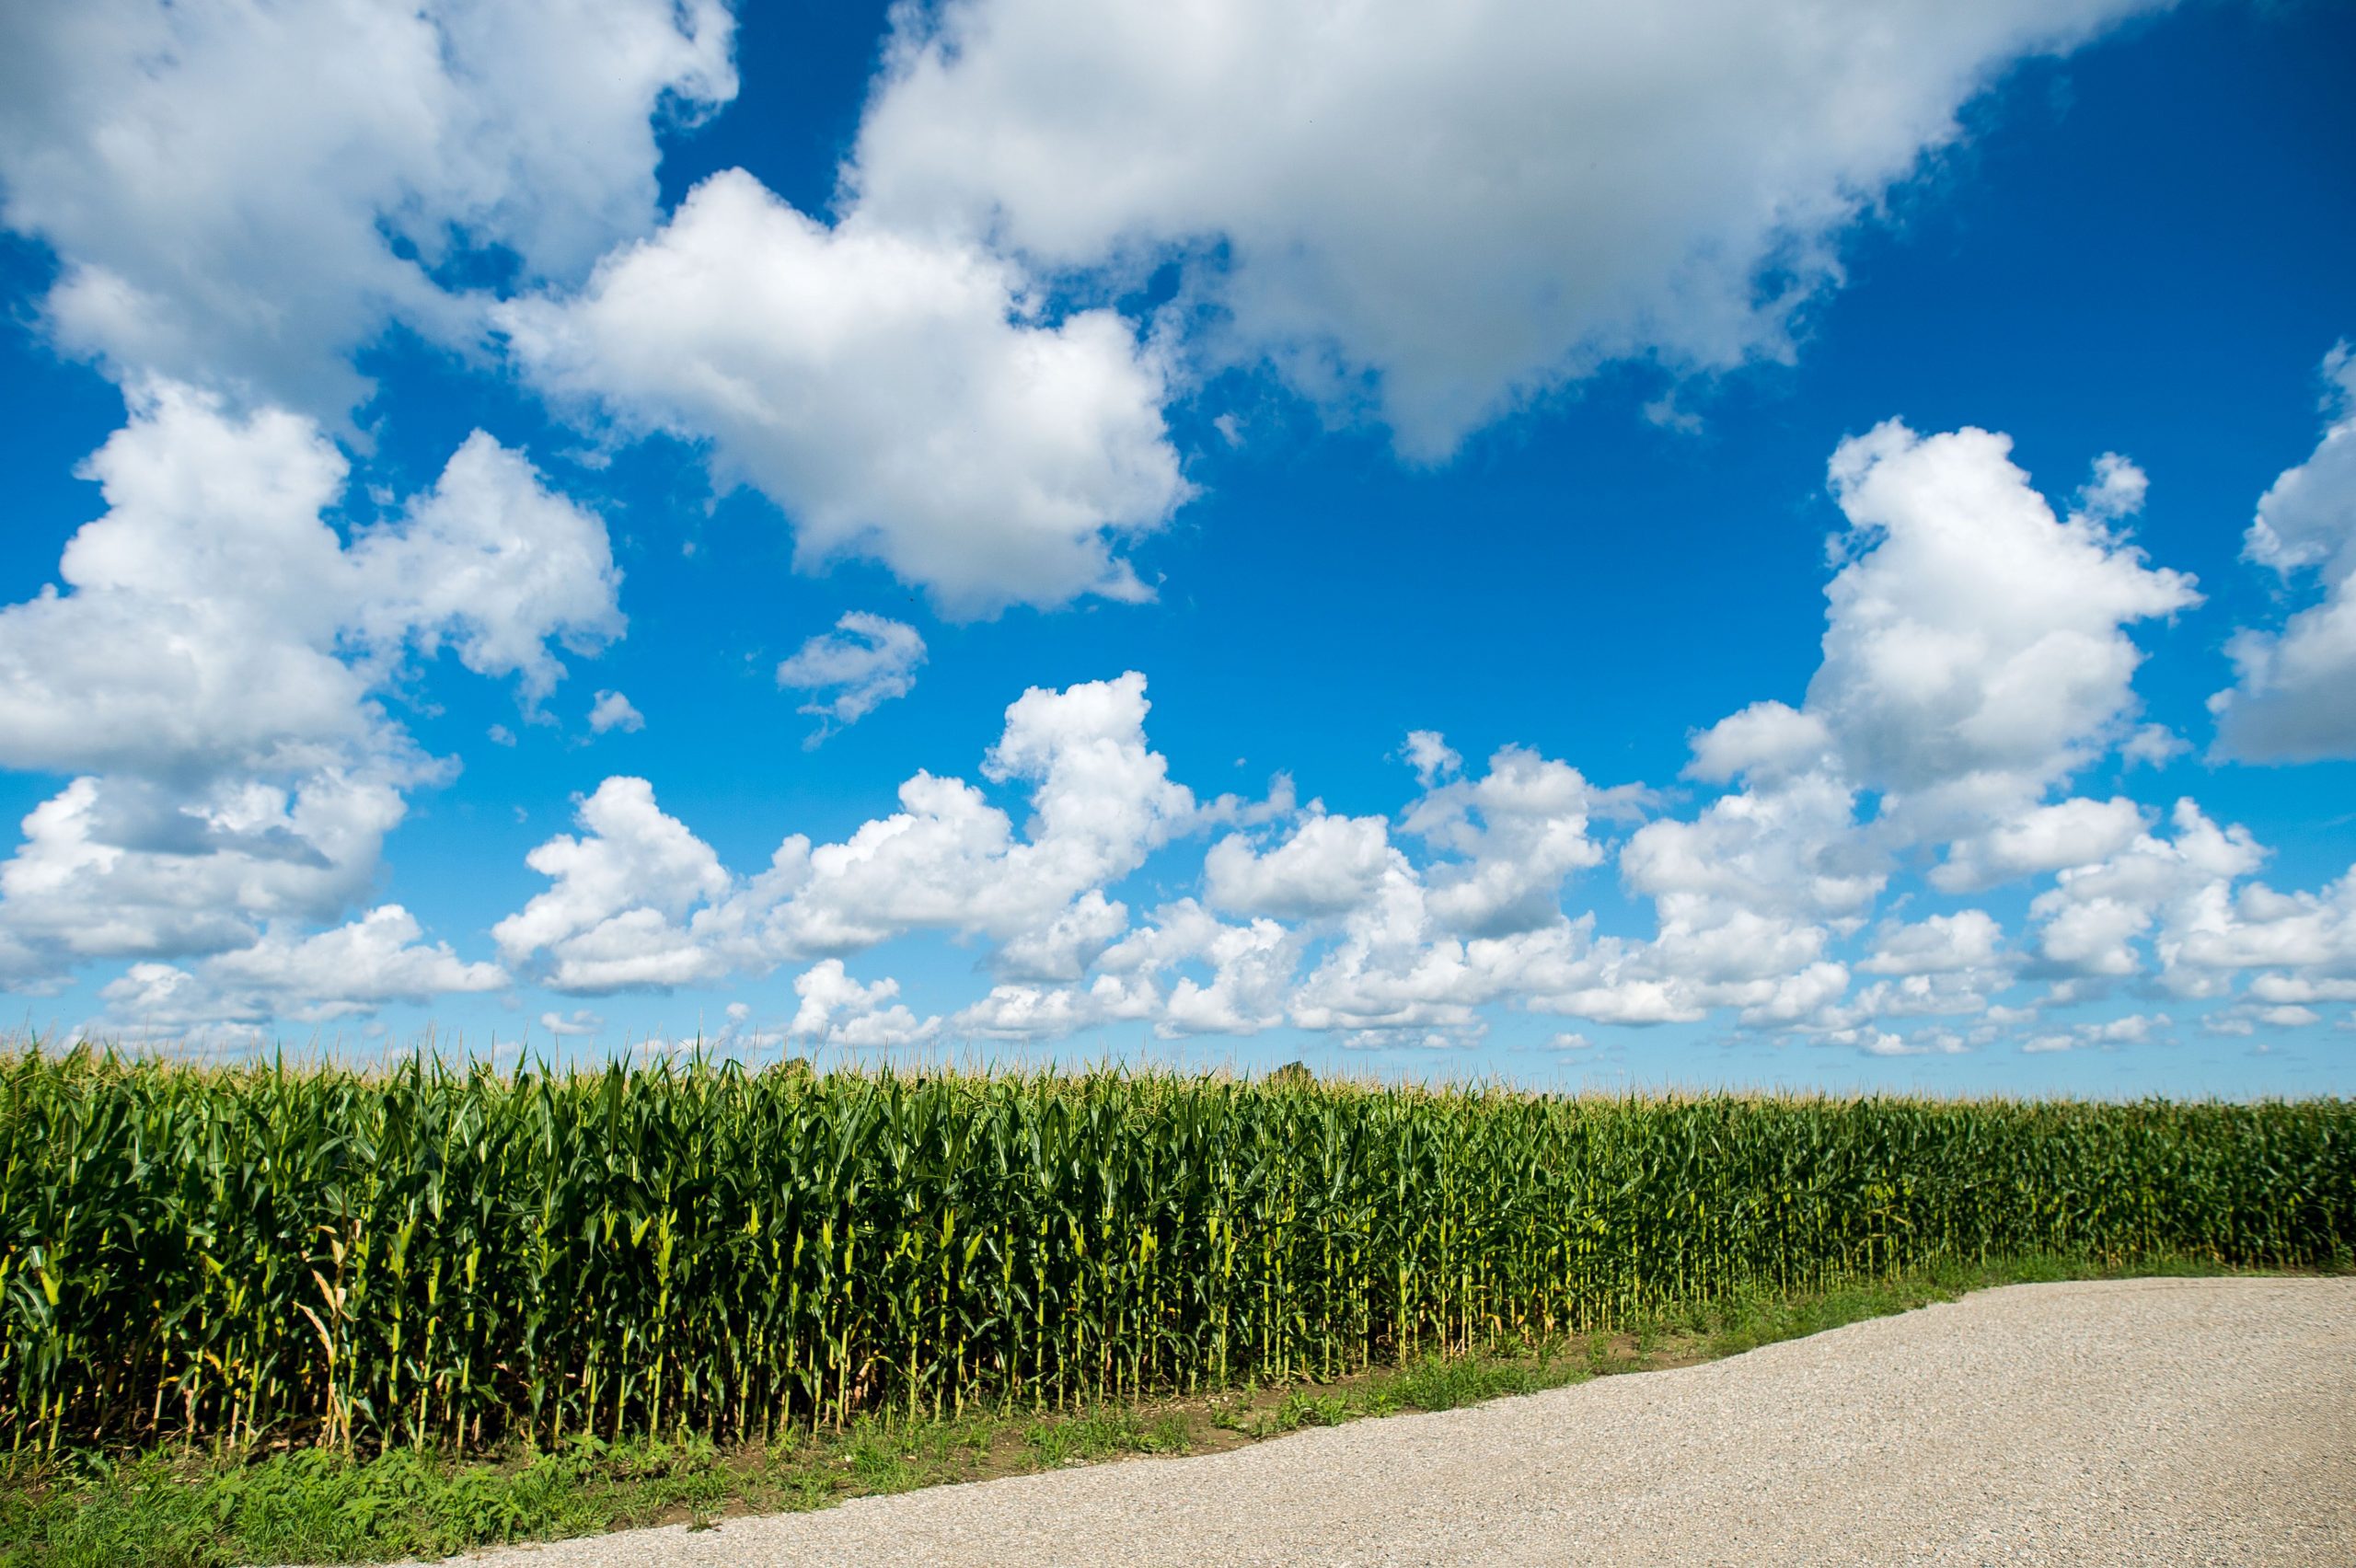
[0,1439,741,1568]
[0,1251,2278,1568]
[1023,1409,1191,1467]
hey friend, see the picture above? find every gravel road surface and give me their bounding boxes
[390,1276,2356,1567]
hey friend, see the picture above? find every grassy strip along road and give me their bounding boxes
[0,1253,2290,1567]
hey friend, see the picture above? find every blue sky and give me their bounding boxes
[1,0,2352,1095]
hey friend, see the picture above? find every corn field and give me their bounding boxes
[1,1047,2349,1455]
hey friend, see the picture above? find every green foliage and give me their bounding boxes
[1383,1352,1543,1412]
[1022,1408,1189,1466]
[2,1043,2350,1456]
[0,1250,2300,1567]
[0,1437,739,1568]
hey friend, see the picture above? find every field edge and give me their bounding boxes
[0,1251,2293,1568]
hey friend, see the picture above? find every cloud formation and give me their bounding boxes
[777,614,929,743]
[98,906,505,1036]
[501,171,1189,612]
[0,384,620,1001]
[0,0,735,414]
[2212,343,2356,761]
[30,394,2353,1056]
[495,672,1203,993]
[589,691,646,735]
[445,417,2337,1055]
[851,0,2158,456]
[5,6,2350,1066]
[1810,423,2198,828]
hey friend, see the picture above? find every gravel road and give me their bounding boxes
[392,1276,2356,1567]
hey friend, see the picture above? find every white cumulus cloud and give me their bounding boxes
[0,386,620,780]
[0,386,620,993]
[0,0,735,414]
[850,0,2158,458]
[588,691,645,735]
[1858,910,2005,976]
[2212,342,2356,761]
[497,673,1201,993]
[91,905,504,1036]
[491,777,733,994]
[1812,424,2198,828]
[777,613,928,743]
[789,960,940,1049]
[1932,797,2148,894]
[500,170,1190,613]
[1207,813,1400,922]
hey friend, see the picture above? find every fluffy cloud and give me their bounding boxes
[1857,910,2005,976]
[2201,1001,2336,1038]
[0,0,732,410]
[1792,911,2016,1031]
[1208,742,1642,1039]
[1102,900,1299,1039]
[2028,800,2281,991]
[1841,972,2001,1023]
[1684,702,1832,785]
[1207,813,1399,921]
[2168,870,2356,984]
[90,905,503,1034]
[491,777,733,993]
[1931,796,2147,893]
[851,0,2155,457]
[105,634,2356,1050]
[0,0,733,414]
[1288,863,1599,1036]
[1811,423,2198,826]
[2246,974,2356,1007]
[1610,742,1875,1028]
[500,170,1189,612]
[1401,744,1625,937]
[346,432,627,709]
[492,681,1648,1046]
[0,771,408,967]
[2212,343,2356,761]
[498,673,1202,992]
[777,613,928,743]
[2022,1012,2170,1054]
[788,960,940,1049]
[1149,913,1299,1038]
[780,670,1195,949]
[1403,732,1462,787]
[0,385,620,781]
[0,386,620,989]
[954,972,1154,1043]
[960,898,1300,1043]
[2119,723,2189,768]
[0,388,375,778]
[1556,419,2207,1035]
[589,691,645,735]
[993,889,1129,983]
[1629,421,2197,1022]
[1623,771,1881,929]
